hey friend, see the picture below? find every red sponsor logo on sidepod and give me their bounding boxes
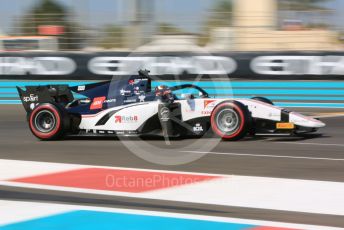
[115,116,122,123]
[115,115,138,123]
[204,100,216,109]
[202,100,216,115]
[90,96,106,110]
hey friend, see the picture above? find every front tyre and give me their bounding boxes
[29,103,66,140]
[211,101,251,141]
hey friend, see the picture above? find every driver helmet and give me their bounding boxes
[155,85,174,103]
[155,85,171,97]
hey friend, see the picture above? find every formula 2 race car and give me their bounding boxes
[17,70,325,141]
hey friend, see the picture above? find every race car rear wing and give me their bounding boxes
[16,85,74,112]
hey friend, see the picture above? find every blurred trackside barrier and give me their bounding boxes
[2,80,344,108]
[0,52,344,80]
[1,51,343,108]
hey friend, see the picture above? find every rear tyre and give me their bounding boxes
[28,103,67,140]
[211,101,251,141]
[251,96,274,105]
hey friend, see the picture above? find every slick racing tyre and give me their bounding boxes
[211,101,251,141]
[251,96,274,105]
[28,103,68,140]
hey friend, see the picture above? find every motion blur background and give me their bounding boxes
[0,0,343,51]
[1,0,344,108]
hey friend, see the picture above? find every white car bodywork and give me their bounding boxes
[79,98,325,132]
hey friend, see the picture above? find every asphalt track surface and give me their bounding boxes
[1,105,344,227]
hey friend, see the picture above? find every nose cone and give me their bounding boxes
[314,119,326,128]
[289,112,326,128]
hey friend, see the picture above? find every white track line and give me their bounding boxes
[0,200,71,226]
[311,113,344,118]
[0,159,224,178]
[277,142,344,148]
[313,114,344,118]
[181,150,344,161]
[1,200,341,230]
[148,176,344,216]
[0,160,83,180]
